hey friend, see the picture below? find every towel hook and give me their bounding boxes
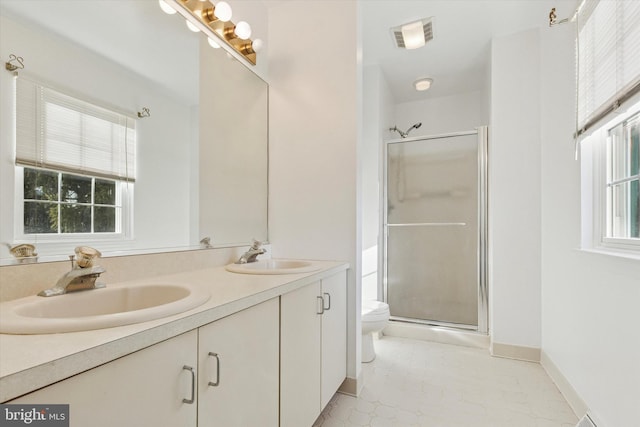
[5,54,24,72]
[137,107,151,118]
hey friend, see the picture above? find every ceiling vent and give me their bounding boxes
[391,18,433,49]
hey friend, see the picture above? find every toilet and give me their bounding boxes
[361,300,390,363]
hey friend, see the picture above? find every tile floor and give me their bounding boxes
[314,336,578,427]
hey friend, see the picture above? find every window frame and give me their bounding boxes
[13,166,134,247]
[588,103,640,255]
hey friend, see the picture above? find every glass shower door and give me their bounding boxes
[383,130,486,329]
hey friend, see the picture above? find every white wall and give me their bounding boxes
[362,65,394,302]
[267,0,362,384]
[0,14,195,259]
[489,29,542,349]
[394,90,489,138]
[539,25,640,427]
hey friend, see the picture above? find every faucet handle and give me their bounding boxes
[251,239,263,249]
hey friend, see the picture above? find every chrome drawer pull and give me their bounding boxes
[323,292,331,311]
[208,352,220,387]
[317,296,325,314]
[182,365,195,404]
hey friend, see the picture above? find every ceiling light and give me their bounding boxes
[402,21,425,49]
[391,18,434,50]
[414,78,433,91]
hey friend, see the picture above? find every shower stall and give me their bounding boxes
[381,127,488,333]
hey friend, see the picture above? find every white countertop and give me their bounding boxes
[0,260,349,402]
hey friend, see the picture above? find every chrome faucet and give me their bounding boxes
[38,253,106,297]
[235,240,266,264]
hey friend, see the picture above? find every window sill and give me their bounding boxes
[576,247,640,262]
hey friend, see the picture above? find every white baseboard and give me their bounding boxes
[383,321,490,349]
[490,342,541,362]
[541,350,588,420]
[338,372,362,397]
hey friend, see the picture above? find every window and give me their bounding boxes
[15,77,135,241]
[603,111,640,248]
[583,105,640,254]
[22,167,121,235]
[578,0,640,255]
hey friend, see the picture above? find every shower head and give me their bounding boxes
[389,123,423,138]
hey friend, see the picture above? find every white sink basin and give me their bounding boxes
[0,283,210,334]
[225,259,321,275]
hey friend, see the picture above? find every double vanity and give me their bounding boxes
[0,259,349,427]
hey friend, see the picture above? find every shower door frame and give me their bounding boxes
[379,127,489,334]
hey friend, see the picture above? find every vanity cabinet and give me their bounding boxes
[10,298,280,427]
[7,270,348,427]
[280,271,347,427]
[198,297,279,427]
[11,330,199,427]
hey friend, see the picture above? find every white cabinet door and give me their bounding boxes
[280,281,322,427]
[198,298,279,427]
[321,271,347,408]
[11,330,198,427]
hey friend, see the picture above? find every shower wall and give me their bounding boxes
[362,65,395,302]
[394,90,489,137]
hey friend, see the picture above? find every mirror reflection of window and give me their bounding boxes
[16,77,134,241]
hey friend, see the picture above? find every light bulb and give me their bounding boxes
[186,20,200,32]
[234,21,252,40]
[208,37,221,49]
[251,39,264,53]
[214,1,233,22]
[158,0,176,15]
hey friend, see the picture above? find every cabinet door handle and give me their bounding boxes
[317,296,325,314]
[323,292,331,311]
[208,352,220,387]
[182,365,195,404]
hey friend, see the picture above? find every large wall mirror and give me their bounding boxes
[0,1,268,265]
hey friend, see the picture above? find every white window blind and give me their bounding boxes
[16,77,136,181]
[577,0,640,137]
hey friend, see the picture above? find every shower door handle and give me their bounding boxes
[386,222,467,227]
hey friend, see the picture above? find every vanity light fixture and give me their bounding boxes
[414,77,433,91]
[233,21,252,40]
[223,21,252,41]
[207,37,221,49]
[202,1,232,23]
[185,19,200,32]
[166,0,260,65]
[391,18,434,50]
[239,39,263,55]
[158,0,177,15]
